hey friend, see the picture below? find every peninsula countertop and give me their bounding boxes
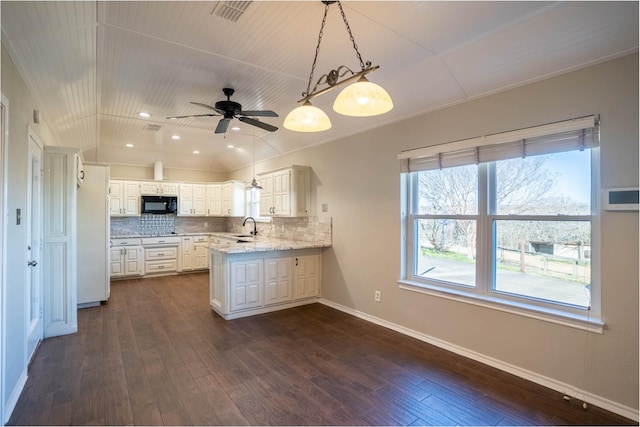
[209,232,330,254]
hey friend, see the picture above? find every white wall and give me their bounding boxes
[230,54,639,416]
[109,163,227,182]
[0,45,59,423]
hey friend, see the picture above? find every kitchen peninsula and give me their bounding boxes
[209,232,330,320]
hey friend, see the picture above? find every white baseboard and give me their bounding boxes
[3,369,27,425]
[318,298,639,422]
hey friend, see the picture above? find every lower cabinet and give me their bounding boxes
[210,249,321,320]
[110,238,143,278]
[141,236,181,275]
[182,235,210,271]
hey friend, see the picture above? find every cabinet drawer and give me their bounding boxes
[141,236,181,245]
[193,235,209,243]
[145,260,178,273]
[145,247,178,260]
[111,238,141,246]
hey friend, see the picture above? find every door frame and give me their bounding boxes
[1,93,9,424]
[25,128,43,363]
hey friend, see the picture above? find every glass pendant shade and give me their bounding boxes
[283,101,332,132]
[333,76,393,117]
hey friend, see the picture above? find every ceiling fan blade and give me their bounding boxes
[215,118,231,134]
[238,116,278,132]
[240,110,279,117]
[166,113,220,119]
[191,101,225,115]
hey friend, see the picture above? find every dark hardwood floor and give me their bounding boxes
[9,272,636,426]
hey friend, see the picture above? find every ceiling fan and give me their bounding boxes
[167,88,279,134]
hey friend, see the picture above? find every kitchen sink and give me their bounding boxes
[233,234,254,238]
[236,239,252,243]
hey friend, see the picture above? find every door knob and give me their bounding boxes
[28,260,38,267]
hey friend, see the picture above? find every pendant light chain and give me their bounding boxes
[304,3,331,98]
[336,1,366,70]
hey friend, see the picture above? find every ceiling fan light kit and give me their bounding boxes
[284,0,393,133]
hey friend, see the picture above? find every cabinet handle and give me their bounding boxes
[158,253,165,256]
[295,257,298,266]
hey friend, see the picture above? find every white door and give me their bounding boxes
[26,132,43,361]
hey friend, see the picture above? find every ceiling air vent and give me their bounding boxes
[144,124,162,132]
[210,1,252,23]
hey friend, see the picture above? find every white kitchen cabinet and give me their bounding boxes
[181,235,210,271]
[179,183,206,216]
[43,146,79,337]
[140,181,179,196]
[141,236,181,274]
[257,165,310,217]
[221,181,245,216]
[205,184,222,216]
[229,259,262,311]
[109,180,140,216]
[193,236,210,269]
[264,257,292,306]
[293,254,321,300]
[209,248,321,320]
[110,238,143,278]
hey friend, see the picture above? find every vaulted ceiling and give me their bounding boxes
[1,1,637,172]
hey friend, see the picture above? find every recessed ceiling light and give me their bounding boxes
[231,126,240,131]
[193,150,200,155]
[227,144,234,149]
[171,135,180,140]
[138,112,151,118]
[125,143,134,148]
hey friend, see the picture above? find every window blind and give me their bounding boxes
[398,115,598,172]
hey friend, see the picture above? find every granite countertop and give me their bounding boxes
[111,232,211,239]
[209,233,329,254]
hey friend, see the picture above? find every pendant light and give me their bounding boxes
[283,1,393,133]
[247,130,262,190]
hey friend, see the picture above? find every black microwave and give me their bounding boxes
[141,196,178,214]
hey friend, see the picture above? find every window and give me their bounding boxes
[399,116,601,330]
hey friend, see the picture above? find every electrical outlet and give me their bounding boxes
[374,290,381,302]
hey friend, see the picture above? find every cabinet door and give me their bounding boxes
[108,181,123,216]
[273,169,291,216]
[123,181,140,215]
[109,247,124,277]
[160,182,179,196]
[264,257,292,305]
[193,243,209,269]
[293,254,320,300]
[206,184,222,216]
[124,246,142,275]
[179,184,193,215]
[258,174,274,216]
[192,184,206,215]
[221,182,245,216]
[182,237,193,271]
[230,260,262,311]
[140,182,159,195]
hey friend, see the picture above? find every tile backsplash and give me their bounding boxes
[111,215,332,246]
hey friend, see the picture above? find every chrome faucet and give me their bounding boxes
[242,216,258,236]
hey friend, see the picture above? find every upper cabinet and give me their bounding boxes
[205,184,223,216]
[140,181,179,196]
[258,165,310,217]
[221,181,246,217]
[109,180,140,216]
[179,183,206,216]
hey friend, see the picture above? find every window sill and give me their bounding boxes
[398,279,604,334]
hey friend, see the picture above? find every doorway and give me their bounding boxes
[26,130,43,362]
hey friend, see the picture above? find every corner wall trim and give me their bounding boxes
[318,298,639,422]
[2,370,26,425]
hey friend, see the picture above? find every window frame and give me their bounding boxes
[399,149,602,333]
